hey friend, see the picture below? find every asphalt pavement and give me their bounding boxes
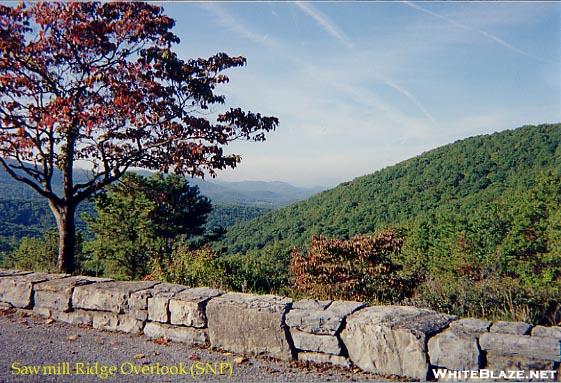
[0,309,390,383]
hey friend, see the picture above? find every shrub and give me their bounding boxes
[7,229,83,273]
[290,229,413,302]
[400,172,561,324]
[224,241,291,293]
[148,243,227,289]
[409,274,560,325]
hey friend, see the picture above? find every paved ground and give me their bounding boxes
[0,309,393,383]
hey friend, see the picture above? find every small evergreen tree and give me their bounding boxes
[83,173,211,279]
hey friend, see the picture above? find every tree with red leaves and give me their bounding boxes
[290,230,412,303]
[0,2,278,273]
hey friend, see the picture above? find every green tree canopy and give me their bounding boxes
[83,173,211,279]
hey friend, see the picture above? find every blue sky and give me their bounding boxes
[164,1,561,187]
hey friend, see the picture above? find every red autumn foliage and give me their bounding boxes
[0,2,278,272]
[290,229,413,303]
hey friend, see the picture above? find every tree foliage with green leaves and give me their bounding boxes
[152,240,292,294]
[83,173,211,279]
[287,170,561,324]
[225,241,292,293]
[223,124,561,254]
[220,123,561,323]
[400,171,561,324]
[149,244,227,289]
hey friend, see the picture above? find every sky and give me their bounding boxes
[163,1,561,188]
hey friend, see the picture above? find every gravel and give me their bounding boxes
[0,309,392,383]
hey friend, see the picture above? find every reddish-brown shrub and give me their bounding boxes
[290,229,413,303]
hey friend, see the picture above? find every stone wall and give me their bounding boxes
[0,269,559,381]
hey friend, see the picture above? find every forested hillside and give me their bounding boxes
[0,199,268,254]
[223,124,561,254]
[1,164,282,254]
[0,200,92,253]
[0,157,326,251]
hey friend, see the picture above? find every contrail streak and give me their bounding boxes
[204,2,438,128]
[294,2,353,49]
[403,1,552,64]
[294,1,437,126]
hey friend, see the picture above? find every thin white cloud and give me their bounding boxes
[202,3,437,139]
[199,3,280,51]
[293,2,437,126]
[404,1,553,64]
[293,2,353,49]
[383,79,437,125]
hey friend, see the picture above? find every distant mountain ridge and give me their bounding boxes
[222,123,561,254]
[192,179,324,207]
[0,161,323,208]
[0,161,323,252]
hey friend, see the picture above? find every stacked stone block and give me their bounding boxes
[341,305,456,380]
[0,271,68,308]
[428,318,491,372]
[0,269,560,381]
[33,275,113,325]
[286,299,365,367]
[480,322,561,380]
[69,280,157,333]
[141,285,223,345]
[206,293,293,360]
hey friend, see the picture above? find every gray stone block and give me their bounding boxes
[0,272,68,308]
[92,311,144,334]
[143,322,208,345]
[531,326,561,339]
[0,269,32,277]
[130,309,148,321]
[449,318,491,335]
[292,299,332,310]
[480,333,561,362]
[206,293,293,360]
[169,287,224,328]
[146,283,187,323]
[52,309,94,326]
[129,286,157,320]
[129,289,152,311]
[290,330,342,355]
[490,321,532,335]
[428,328,481,371]
[286,300,365,335]
[341,305,455,380]
[34,276,112,312]
[72,281,158,313]
[486,352,557,381]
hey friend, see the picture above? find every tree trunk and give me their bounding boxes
[56,128,77,274]
[50,202,76,274]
